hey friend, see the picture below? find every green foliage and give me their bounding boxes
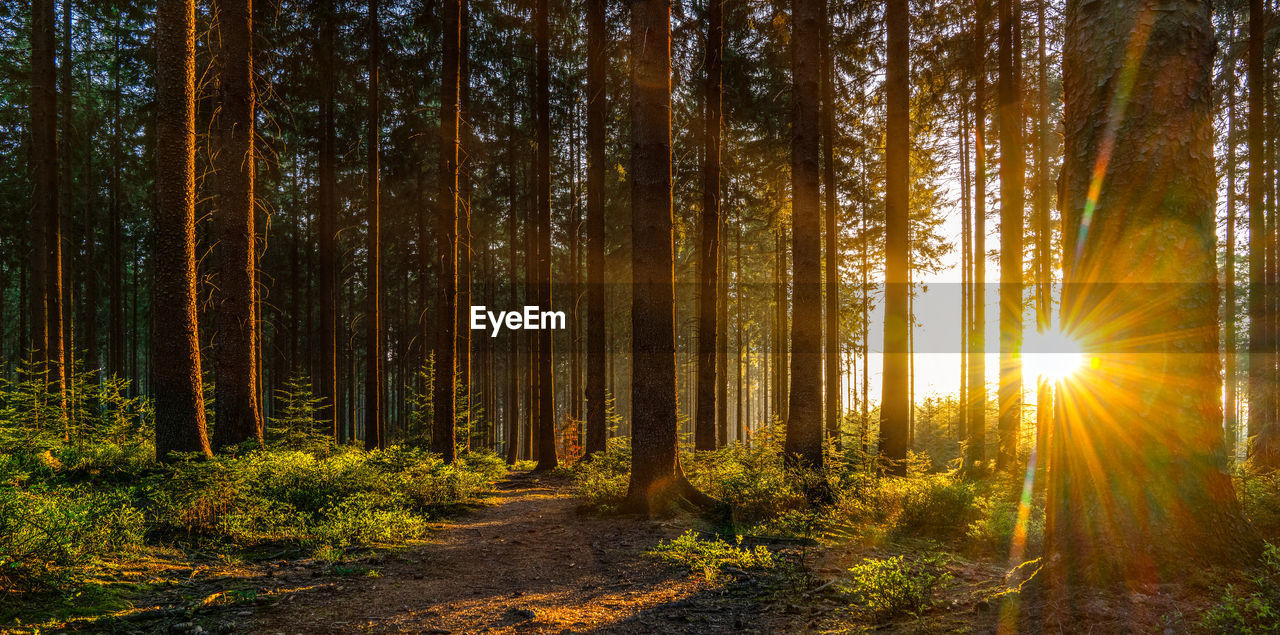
[0,486,145,591]
[266,372,331,451]
[1203,543,1280,633]
[649,530,775,581]
[686,428,811,526]
[837,553,952,623]
[571,437,631,512]
[833,471,981,539]
[0,371,503,598]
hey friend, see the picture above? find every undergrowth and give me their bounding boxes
[0,369,505,603]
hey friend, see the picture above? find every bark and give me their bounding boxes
[365,0,384,450]
[317,0,339,440]
[622,0,720,516]
[457,0,472,443]
[1250,0,1280,467]
[153,0,212,459]
[996,0,1023,472]
[967,0,988,471]
[534,0,557,470]
[585,0,607,456]
[30,0,58,408]
[435,0,460,462]
[1049,0,1251,589]
[784,0,826,484]
[212,0,264,449]
[820,0,840,448]
[695,0,723,452]
[879,0,910,476]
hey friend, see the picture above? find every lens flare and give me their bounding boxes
[1022,330,1087,382]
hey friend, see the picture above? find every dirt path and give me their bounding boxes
[244,473,806,634]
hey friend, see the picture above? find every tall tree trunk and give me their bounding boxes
[1253,0,1280,466]
[30,0,61,415]
[59,0,74,400]
[622,0,718,514]
[212,0,264,449]
[457,0,472,444]
[435,0,461,462]
[820,0,840,448]
[365,0,384,450]
[735,220,744,443]
[695,0,723,452]
[967,0,988,470]
[533,0,557,470]
[784,0,826,486]
[506,94,521,463]
[1032,0,1051,488]
[153,0,212,459]
[1227,17,1240,458]
[996,0,1024,472]
[585,0,607,456]
[317,0,339,441]
[1049,0,1248,588]
[879,0,910,476]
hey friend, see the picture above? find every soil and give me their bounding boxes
[241,472,807,633]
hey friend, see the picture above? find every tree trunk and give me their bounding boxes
[533,0,557,470]
[457,0,472,445]
[695,0,723,452]
[585,0,607,456]
[967,0,988,471]
[212,0,264,449]
[879,0,910,476]
[784,0,826,485]
[365,0,384,450]
[153,0,212,459]
[820,0,840,449]
[435,0,461,462]
[1032,0,1051,489]
[317,0,339,441]
[996,0,1024,472]
[1049,0,1250,589]
[1227,15,1240,458]
[30,0,59,413]
[622,0,718,515]
[1250,0,1280,467]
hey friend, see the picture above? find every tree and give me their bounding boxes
[365,0,384,450]
[1249,0,1279,467]
[820,0,839,448]
[966,0,988,471]
[783,0,826,483]
[996,0,1024,473]
[212,0,264,449]
[317,0,339,441]
[31,0,65,415]
[695,0,723,453]
[153,0,211,459]
[533,0,557,470]
[879,0,910,476]
[622,0,718,514]
[584,0,607,456]
[435,0,461,463]
[1048,0,1247,587]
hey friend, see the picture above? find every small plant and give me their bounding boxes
[266,373,332,451]
[838,553,952,623]
[1203,542,1280,633]
[649,530,775,581]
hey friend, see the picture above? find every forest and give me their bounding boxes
[1,0,1277,632]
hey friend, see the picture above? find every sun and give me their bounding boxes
[1022,330,1088,382]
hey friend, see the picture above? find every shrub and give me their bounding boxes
[1203,542,1280,633]
[838,553,952,623]
[650,530,775,581]
[0,486,144,591]
[572,438,631,512]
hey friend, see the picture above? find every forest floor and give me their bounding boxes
[12,470,1220,633]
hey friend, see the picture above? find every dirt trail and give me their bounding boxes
[245,473,804,634]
